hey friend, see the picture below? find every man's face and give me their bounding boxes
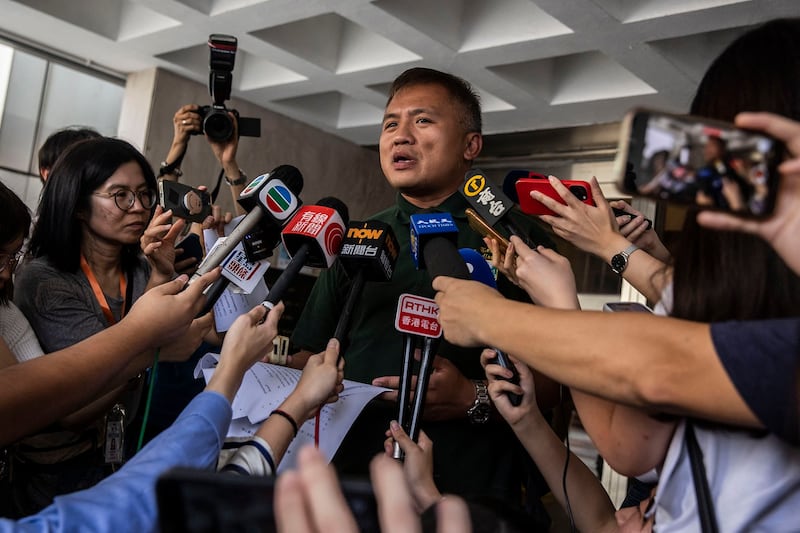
[379,83,481,203]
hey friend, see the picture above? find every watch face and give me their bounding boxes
[610,253,627,274]
[469,403,491,424]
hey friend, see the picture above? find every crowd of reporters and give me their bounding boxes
[0,16,798,533]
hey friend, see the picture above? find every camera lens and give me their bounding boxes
[568,185,588,201]
[204,110,234,142]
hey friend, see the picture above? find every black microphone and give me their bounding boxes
[191,165,303,283]
[262,197,349,310]
[333,221,399,359]
[195,166,303,316]
[403,213,471,445]
[460,169,537,248]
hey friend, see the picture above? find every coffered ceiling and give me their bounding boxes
[0,0,795,145]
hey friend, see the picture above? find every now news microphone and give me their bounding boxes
[460,169,534,247]
[459,248,522,406]
[262,197,349,310]
[333,221,399,359]
[195,166,304,316]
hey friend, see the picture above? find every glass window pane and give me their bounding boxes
[33,63,124,172]
[0,48,47,173]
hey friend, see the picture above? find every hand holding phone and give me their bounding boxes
[616,107,780,217]
[466,208,510,255]
[493,349,522,407]
[515,178,594,216]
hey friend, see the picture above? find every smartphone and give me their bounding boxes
[466,208,509,255]
[616,108,781,217]
[602,302,652,313]
[515,178,594,216]
[158,180,212,223]
[157,467,379,533]
[175,233,204,264]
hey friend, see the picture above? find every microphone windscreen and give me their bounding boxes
[459,248,496,288]
[271,165,304,195]
[503,170,529,204]
[422,237,470,280]
[316,196,350,226]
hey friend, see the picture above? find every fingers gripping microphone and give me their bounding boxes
[194,165,303,316]
[459,248,522,407]
[460,169,537,248]
[261,197,349,310]
[333,221,399,360]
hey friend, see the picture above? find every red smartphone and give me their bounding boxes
[515,178,594,216]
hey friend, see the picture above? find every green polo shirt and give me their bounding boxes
[291,191,554,504]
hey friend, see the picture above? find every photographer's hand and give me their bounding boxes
[206,113,246,215]
[161,104,200,181]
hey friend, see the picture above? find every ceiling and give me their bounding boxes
[0,0,795,146]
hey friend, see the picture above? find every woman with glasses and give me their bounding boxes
[11,137,213,516]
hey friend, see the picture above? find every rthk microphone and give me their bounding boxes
[460,169,536,248]
[191,165,303,283]
[262,197,348,310]
[393,293,442,459]
[459,248,522,406]
[333,221,399,359]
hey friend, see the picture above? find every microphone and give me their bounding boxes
[262,197,348,310]
[333,221,399,358]
[194,165,303,316]
[409,212,468,280]
[502,169,547,203]
[191,165,303,282]
[401,213,471,451]
[460,169,537,248]
[392,293,442,459]
[459,248,522,407]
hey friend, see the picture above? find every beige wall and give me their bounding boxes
[139,68,394,220]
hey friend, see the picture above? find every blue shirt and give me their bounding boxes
[1,391,232,533]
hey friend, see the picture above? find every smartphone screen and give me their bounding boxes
[618,108,780,216]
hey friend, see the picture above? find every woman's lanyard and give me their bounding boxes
[80,255,128,326]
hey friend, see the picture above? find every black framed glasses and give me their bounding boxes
[93,189,156,211]
[0,249,24,274]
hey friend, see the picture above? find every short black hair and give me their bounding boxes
[38,126,102,176]
[387,67,482,134]
[29,137,156,273]
[0,181,31,303]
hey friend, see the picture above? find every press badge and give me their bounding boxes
[104,403,126,464]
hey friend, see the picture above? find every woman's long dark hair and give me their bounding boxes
[27,137,156,273]
[0,182,31,303]
[671,18,800,322]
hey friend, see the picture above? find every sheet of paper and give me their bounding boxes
[201,359,388,472]
[211,278,268,332]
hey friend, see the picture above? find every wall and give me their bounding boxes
[139,68,393,220]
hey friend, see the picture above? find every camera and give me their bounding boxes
[192,34,260,142]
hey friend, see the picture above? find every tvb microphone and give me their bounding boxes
[195,165,304,316]
[460,169,536,248]
[191,165,303,283]
[333,221,399,359]
[459,248,522,407]
[262,197,348,310]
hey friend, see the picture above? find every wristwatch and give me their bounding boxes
[467,380,491,424]
[224,169,247,187]
[610,243,640,275]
